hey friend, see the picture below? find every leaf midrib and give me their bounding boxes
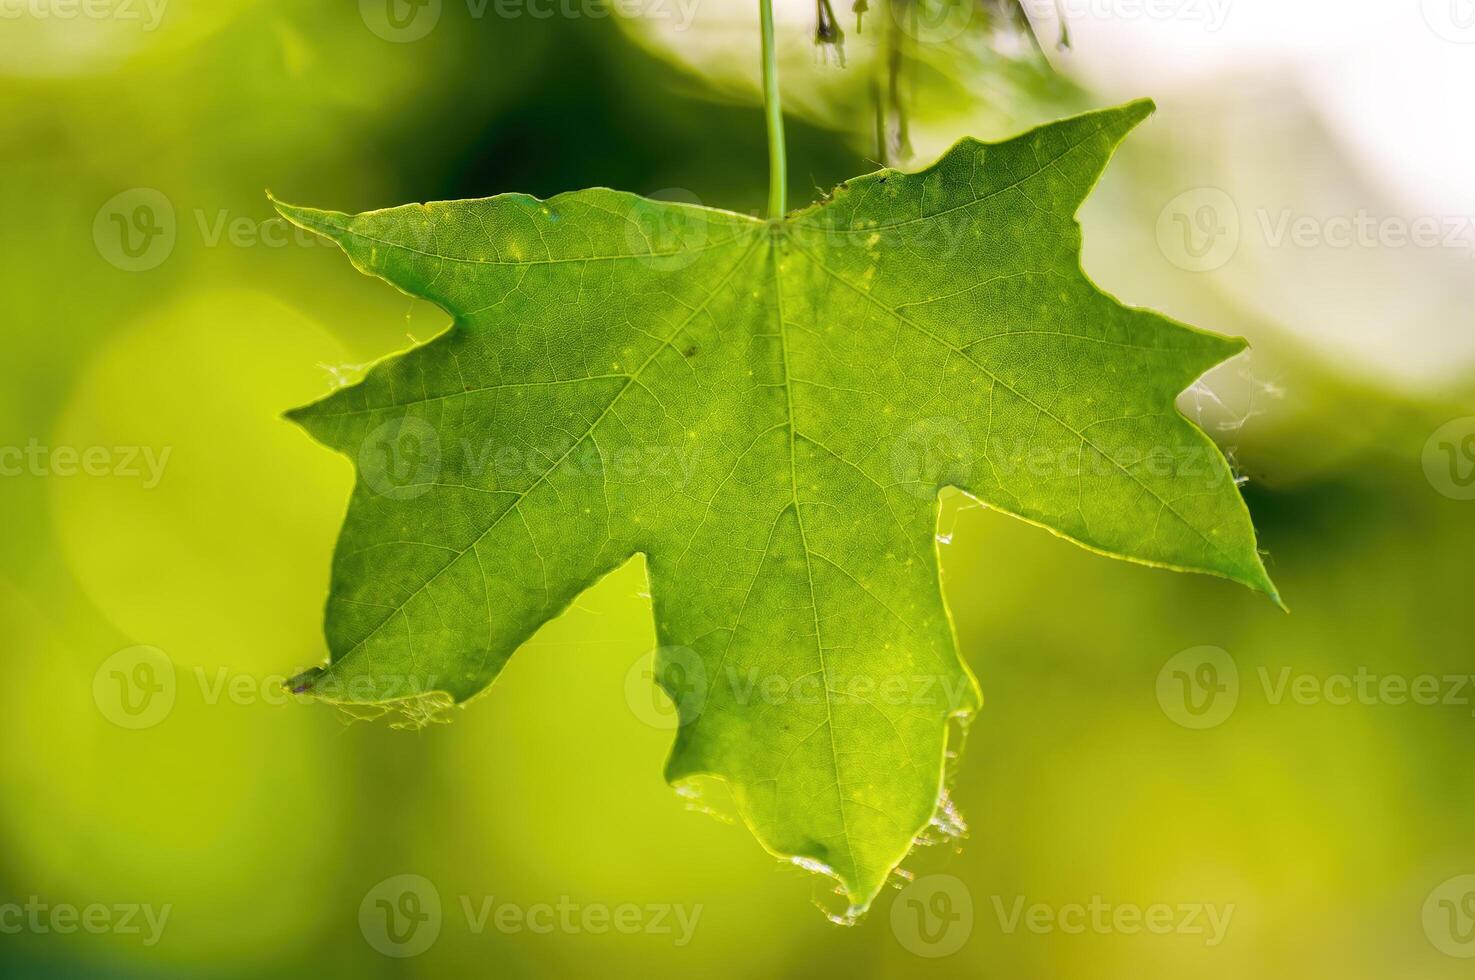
[770,229,860,887]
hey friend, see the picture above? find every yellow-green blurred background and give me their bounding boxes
[3,1,1473,976]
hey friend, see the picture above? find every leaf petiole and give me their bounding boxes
[759,0,788,220]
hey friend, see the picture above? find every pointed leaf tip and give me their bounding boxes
[1095,97,1156,144]
[269,196,352,243]
[1124,96,1156,121]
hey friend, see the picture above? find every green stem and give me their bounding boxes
[759,0,787,220]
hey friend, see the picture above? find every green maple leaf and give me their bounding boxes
[275,100,1276,913]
